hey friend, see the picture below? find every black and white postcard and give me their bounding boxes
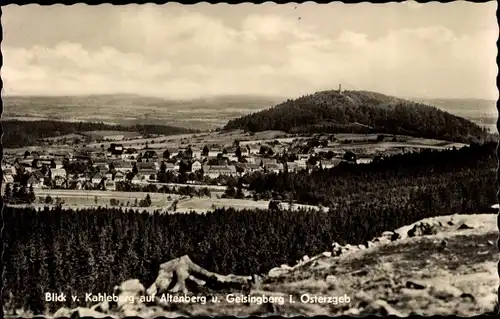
[1,1,499,317]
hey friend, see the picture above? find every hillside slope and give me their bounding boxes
[224,90,489,143]
[41,213,498,318]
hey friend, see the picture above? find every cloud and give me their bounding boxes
[2,8,498,100]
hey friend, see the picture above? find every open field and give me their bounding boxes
[34,189,180,207]
[28,189,323,213]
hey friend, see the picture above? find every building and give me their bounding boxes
[112,160,133,173]
[237,163,261,174]
[286,162,299,172]
[136,162,157,180]
[108,143,124,156]
[295,159,307,170]
[191,160,202,172]
[260,158,278,167]
[143,150,159,161]
[265,163,284,174]
[320,158,343,169]
[356,158,373,165]
[3,173,14,184]
[203,165,237,179]
[104,179,116,191]
[51,168,67,179]
[114,171,126,182]
[191,147,202,159]
[27,174,44,188]
[53,176,67,188]
[165,162,176,171]
[91,173,104,185]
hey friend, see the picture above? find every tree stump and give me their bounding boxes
[146,255,254,296]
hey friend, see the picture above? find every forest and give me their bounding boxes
[224,90,490,143]
[2,120,198,148]
[3,141,498,314]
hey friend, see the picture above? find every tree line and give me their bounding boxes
[2,120,198,148]
[224,90,489,143]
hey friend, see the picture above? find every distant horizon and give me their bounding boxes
[3,90,498,103]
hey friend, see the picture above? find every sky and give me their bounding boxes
[2,1,498,100]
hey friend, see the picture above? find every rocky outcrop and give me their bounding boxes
[147,255,254,296]
[52,255,256,319]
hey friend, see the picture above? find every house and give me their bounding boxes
[3,173,14,184]
[54,160,64,169]
[104,179,116,191]
[238,163,261,174]
[295,159,307,170]
[320,158,343,169]
[165,162,176,171]
[260,158,278,167]
[203,165,237,179]
[96,164,109,174]
[265,163,284,174]
[191,160,202,172]
[208,149,223,158]
[114,171,126,182]
[53,176,67,188]
[51,168,67,179]
[227,155,239,163]
[240,146,250,157]
[27,174,43,188]
[173,162,180,172]
[247,146,260,154]
[137,162,157,180]
[91,173,104,185]
[112,160,133,173]
[108,143,124,157]
[105,173,113,181]
[356,158,373,165]
[286,162,299,172]
[243,156,256,164]
[131,174,145,184]
[143,150,159,161]
[191,147,202,159]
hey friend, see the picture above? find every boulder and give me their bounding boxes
[457,223,474,230]
[322,251,332,257]
[429,283,463,300]
[405,280,427,290]
[91,300,110,313]
[53,307,73,318]
[407,221,440,237]
[302,255,310,262]
[357,244,367,250]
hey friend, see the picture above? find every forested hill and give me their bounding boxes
[223,90,489,143]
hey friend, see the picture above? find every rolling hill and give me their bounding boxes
[223,90,491,143]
